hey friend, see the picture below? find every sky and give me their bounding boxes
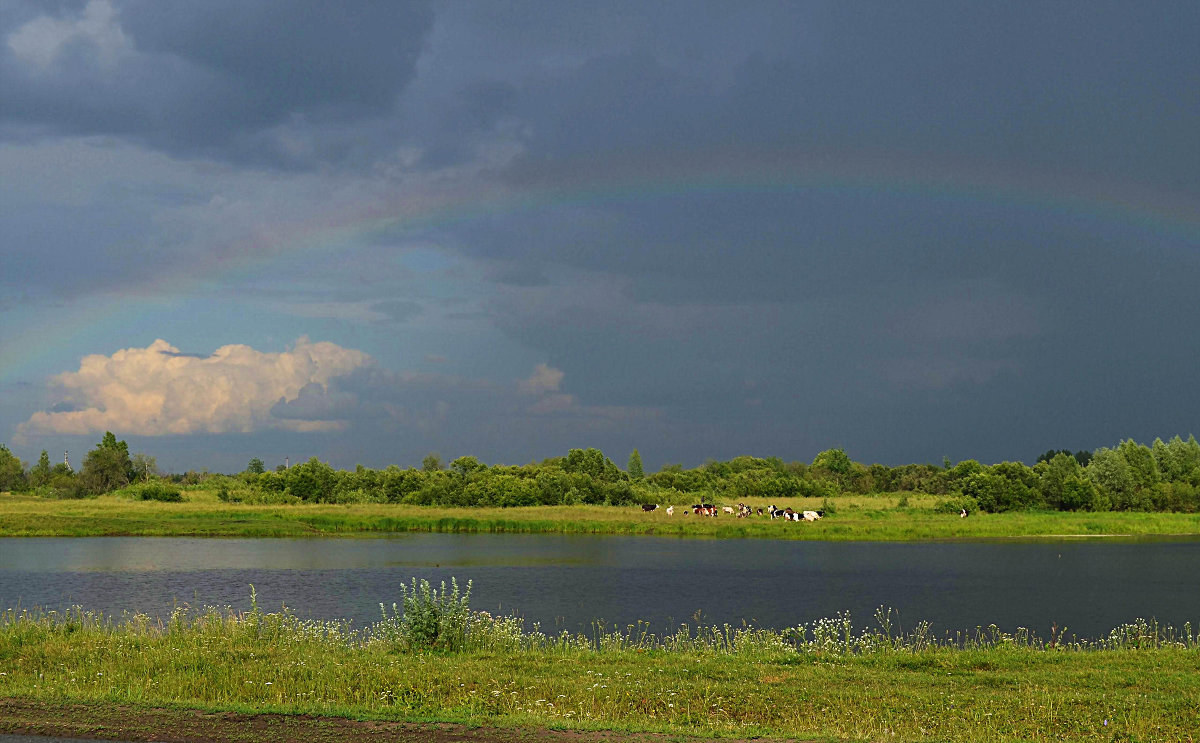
[1,1,1197,473]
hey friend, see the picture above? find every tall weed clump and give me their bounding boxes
[123,482,183,502]
[375,577,473,652]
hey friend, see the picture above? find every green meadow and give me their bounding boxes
[2,488,1200,540]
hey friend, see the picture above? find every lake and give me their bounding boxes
[2,534,1198,640]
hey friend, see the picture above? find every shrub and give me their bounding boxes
[377,578,473,652]
[285,457,337,501]
[218,487,300,505]
[129,482,183,502]
[932,495,979,514]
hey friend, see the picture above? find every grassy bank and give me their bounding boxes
[1,597,1197,742]
[3,489,1200,541]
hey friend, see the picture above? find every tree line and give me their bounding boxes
[2,433,1199,513]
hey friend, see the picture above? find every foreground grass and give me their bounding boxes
[1,602,1197,742]
[2,490,1200,541]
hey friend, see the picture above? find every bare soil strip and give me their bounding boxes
[0,699,808,743]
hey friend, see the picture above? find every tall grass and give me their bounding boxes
[2,583,1198,742]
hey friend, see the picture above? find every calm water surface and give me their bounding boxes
[2,534,1198,639]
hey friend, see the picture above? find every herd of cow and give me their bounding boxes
[640,502,824,521]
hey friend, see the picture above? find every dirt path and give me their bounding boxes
[0,699,809,743]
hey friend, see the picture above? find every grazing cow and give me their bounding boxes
[801,510,822,522]
[757,508,764,516]
[642,504,658,512]
[666,505,674,516]
[722,506,734,515]
[960,508,969,518]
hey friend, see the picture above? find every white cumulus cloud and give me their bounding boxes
[16,338,371,439]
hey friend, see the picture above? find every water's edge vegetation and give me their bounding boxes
[1,581,1197,742]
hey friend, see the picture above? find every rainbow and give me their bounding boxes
[3,152,1197,384]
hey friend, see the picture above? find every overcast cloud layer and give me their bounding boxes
[1,1,1197,472]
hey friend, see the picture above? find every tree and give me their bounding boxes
[450,456,485,476]
[627,449,644,480]
[286,457,337,501]
[812,448,853,475]
[564,448,622,482]
[29,450,52,488]
[1038,453,1084,510]
[80,431,134,494]
[422,453,443,472]
[962,470,1008,512]
[131,453,158,482]
[1037,449,1092,467]
[1088,447,1135,509]
[0,445,26,492]
[245,457,266,475]
[812,448,853,490]
[1117,439,1160,493]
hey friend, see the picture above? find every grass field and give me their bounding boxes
[1,598,1197,742]
[2,489,1200,541]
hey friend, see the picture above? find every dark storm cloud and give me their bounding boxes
[1,0,434,165]
[485,2,1198,189]
[3,1,1198,468]
[471,192,1200,464]
[390,0,1198,463]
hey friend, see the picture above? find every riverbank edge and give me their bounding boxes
[0,698,805,743]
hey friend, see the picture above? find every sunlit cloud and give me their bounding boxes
[16,338,370,440]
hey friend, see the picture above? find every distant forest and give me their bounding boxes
[2,434,1199,514]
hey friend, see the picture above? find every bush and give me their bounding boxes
[31,482,90,500]
[932,495,979,514]
[128,482,183,502]
[285,457,337,501]
[377,578,473,652]
[217,486,300,505]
